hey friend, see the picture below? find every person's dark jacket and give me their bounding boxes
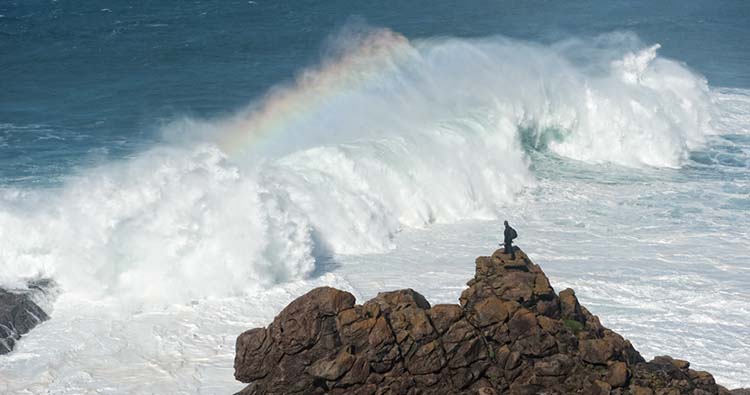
[504,225,517,245]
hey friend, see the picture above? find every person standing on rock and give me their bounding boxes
[503,220,517,260]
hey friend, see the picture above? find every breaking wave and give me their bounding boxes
[0,29,719,302]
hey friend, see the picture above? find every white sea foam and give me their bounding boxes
[711,87,750,134]
[0,30,722,303]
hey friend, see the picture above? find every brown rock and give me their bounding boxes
[559,288,584,322]
[234,328,271,382]
[443,319,479,352]
[273,353,317,392]
[514,333,557,357]
[537,315,562,334]
[492,272,536,303]
[309,350,356,381]
[339,314,377,350]
[232,248,729,395]
[351,384,377,395]
[508,308,539,341]
[305,286,357,315]
[505,350,522,370]
[506,364,524,383]
[365,288,430,315]
[509,382,542,395]
[391,306,436,343]
[450,361,488,390]
[405,339,446,374]
[495,344,511,368]
[607,361,630,388]
[591,380,612,395]
[337,306,362,326]
[338,356,370,386]
[367,315,393,349]
[428,304,463,334]
[533,354,573,376]
[413,372,442,388]
[367,316,400,373]
[460,285,479,307]
[535,299,561,318]
[632,386,655,395]
[448,335,487,368]
[270,287,355,355]
[688,369,717,387]
[651,356,683,369]
[478,387,497,395]
[484,322,510,345]
[476,256,495,277]
[469,297,511,327]
[579,338,615,365]
[533,273,555,299]
[672,359,690,369]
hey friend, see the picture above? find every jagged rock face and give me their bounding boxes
[0,280,53,354]
[234,249,736,395]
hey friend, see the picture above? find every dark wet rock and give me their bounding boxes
[0,279,55,355]
[233,248,743,395]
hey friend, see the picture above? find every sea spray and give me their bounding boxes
[0,30,718,302]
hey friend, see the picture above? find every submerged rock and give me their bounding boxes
[0,279,55,355]
[233,248,746,394]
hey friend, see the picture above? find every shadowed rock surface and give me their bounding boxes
[0,279,55,355]
[234,248,748,395]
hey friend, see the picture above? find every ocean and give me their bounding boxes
[1,1,748,393]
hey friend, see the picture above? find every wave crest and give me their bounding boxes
[0,29,718,302]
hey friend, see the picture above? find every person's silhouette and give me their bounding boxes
[503,220,517,260]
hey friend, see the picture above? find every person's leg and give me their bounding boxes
[510,243,516,260]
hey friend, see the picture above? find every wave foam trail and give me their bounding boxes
[0,28,720,302]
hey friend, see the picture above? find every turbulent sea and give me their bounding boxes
[1,1,749,393]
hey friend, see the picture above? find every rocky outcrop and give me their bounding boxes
[0,279,55,355]
[234,248,746,395]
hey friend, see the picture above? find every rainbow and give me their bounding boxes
[218,29,411,158]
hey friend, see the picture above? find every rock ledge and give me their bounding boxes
[234,249,746,395]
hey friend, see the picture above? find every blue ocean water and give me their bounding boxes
[1,1,749,184]
[1,1,750,392]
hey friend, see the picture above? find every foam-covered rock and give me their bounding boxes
[0,279,55,354]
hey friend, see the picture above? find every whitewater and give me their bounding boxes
[1,29,749,393]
